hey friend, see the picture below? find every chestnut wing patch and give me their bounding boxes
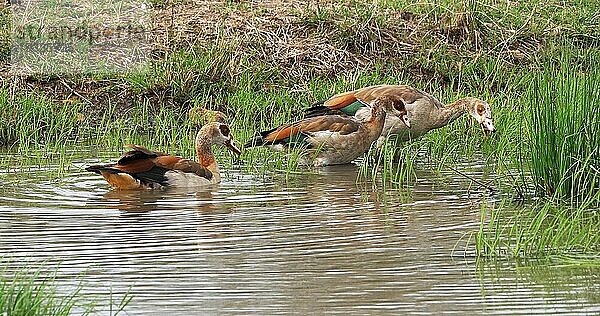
[324,91,358,110]
[304,90,364,118]
[354,85,425,105]
[263,115,360,147]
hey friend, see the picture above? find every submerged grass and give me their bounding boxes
[477,201,600,258]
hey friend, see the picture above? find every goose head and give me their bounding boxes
[466,98,495,135]
[369,95,411,128]
[196,122,242,156]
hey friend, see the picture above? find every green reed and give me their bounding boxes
[0,267,92,316]
[359,137,423,187]
[528,50,600,207]
[475,46,600,259]
[0,90,81,149]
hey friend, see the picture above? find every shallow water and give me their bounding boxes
[0,152,599,315]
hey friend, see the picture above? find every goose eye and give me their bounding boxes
[219,124,230,137]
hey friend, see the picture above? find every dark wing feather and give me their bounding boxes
[131,165,171,187]
[304,105,347,118]
[304,90,358,118]
[88,145,212,187]
[117,149,157,165]
[306,91,377,118]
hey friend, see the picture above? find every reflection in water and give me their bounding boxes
[102,190,161,214]
[0,160,599,315]
[101,186,222,215]
[477,261,600,314]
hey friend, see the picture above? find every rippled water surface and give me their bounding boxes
[1,152,599,315]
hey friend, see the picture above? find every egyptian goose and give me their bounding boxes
[86,122,241,190]
[244,95,410,166]
[306,85,496,148]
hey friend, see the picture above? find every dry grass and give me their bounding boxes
[0,0,598,116]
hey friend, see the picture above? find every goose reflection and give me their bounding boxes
[100,185,223,215]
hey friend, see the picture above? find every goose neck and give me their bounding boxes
[196,134,220,180]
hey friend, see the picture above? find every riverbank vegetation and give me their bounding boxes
[1,0,599,260]
[475,49,600,259]
[0,264,130,315]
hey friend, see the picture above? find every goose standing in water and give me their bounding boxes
[305,84,496,148]
[86,122,241,190]
[244,95,410,167]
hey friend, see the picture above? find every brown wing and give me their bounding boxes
[323,90,359,109]
[264,115,360,143]
[113,146,158,173]
[87,146,212,188]
[324,85,430,109]
[355,85,427,104]
[123,144,169,157]
[154,156,213,180]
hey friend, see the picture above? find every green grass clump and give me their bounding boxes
[0,268,92,316]
[0,6,9,66]
[0,89,82,148]
[528,51,600,207]
[0,263,132,316]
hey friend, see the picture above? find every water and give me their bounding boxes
[0,153,599,315]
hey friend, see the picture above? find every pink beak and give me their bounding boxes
[226,137,242,156]
[401,114,411,128]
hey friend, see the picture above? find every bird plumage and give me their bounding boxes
[245,95,410,166]
[86,122,240,190]
[305,84,496,148]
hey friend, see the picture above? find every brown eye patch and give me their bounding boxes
[392,97,406,112]
[219,124,230,137]
[476,104,485,116]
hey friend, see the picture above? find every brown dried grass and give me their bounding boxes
[1,0,596,116]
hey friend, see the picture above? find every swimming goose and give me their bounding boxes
[244,95,410,167]
[306,84,496,148]
[86,122,241,190]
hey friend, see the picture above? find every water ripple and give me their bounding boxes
[0,159,598,315]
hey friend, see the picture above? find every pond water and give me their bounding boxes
[0,152,599,315]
